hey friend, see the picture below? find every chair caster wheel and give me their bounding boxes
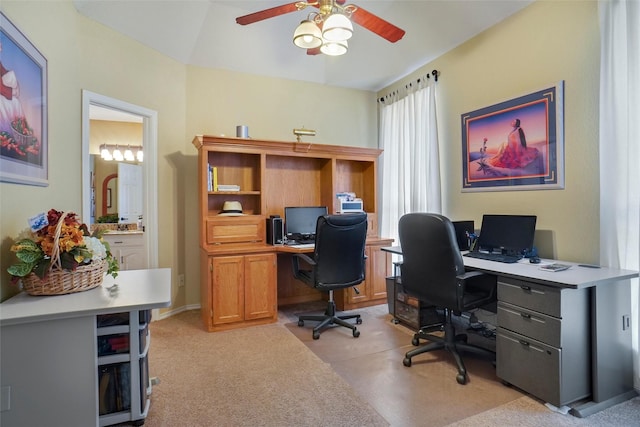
[456,373,467,385]
[312,331,320,340]
[298,320,304,327]
[356,317,362,325]
[403,357,412,367]
[353,328,360,338]
[411,336,420,346]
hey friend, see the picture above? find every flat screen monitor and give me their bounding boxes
[284,206,328,239]
[476,214,537,256]
[452,220,475,251]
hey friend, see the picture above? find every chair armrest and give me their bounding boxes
[292,253,316,285]
[293,253,316,266]
[456,271,497,303]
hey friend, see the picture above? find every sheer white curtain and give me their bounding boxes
[379,78,441,245]
[599,0,640,388]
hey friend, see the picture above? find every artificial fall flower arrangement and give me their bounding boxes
[7,208,119,282]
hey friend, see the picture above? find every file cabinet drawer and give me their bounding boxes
[497,327,590,407]
[498,301,561,346]
[496,328,562,406]
[497,278,560,317]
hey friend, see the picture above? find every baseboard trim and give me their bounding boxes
[154,304,201,321]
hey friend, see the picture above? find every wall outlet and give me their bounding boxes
[178,274,185,288]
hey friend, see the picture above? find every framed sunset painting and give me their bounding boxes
[461,82,564,192]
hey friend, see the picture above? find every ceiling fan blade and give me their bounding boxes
[350,6,405,43]
[236,2,301,26]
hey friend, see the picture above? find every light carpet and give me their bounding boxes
[146,310,388,426]
[447,394,640,427]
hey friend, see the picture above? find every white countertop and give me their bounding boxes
[103,230,144,235]
[0,268,171,326]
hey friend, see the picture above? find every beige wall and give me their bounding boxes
[1,0,600,308]
[378,0,600,263]
[0,1,377,307]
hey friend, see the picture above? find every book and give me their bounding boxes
[217,184,240,191]
[539,263,571,272]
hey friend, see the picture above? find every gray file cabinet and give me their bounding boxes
[496,276,590,407]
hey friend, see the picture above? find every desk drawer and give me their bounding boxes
[498,278,560,317]
[496,328,562,406]
[206,216,264,245]
[498,301,560,346]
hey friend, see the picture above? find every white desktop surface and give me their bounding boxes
[0,268,172,326]
[461,255,639,289]
[382,246,639,289]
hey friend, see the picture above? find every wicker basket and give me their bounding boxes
[21,212,107,296]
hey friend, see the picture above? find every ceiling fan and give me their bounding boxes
[236,0,406,56]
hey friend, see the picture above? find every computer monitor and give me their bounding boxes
[476,214,537,256]
[284,206,328,240]
[452,220,475,251]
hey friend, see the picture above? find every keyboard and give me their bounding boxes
[464,251,521,264]
[290,243,315,249]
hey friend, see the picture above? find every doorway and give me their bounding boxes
[81,90,159,270]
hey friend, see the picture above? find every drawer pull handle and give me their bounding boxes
[520,313,532,319]
[518,339,530,347]
[114,241,124,244]
[520,286,531,291]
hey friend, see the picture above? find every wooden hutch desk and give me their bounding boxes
[193,135,393,332]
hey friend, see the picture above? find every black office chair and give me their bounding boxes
[292,213,368,340]
[399,213,497,384]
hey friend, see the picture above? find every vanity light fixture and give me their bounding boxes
[100,144,143,162]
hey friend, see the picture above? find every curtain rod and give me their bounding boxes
[378,69,440,103]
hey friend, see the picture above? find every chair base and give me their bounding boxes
[298,300,362,340]
[402,310,495,384]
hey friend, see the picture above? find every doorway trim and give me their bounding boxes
[81,90,159,270]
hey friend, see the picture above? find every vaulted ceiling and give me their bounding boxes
[74,0,533,91]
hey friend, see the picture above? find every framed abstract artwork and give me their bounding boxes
[461,81,564,192]
[0,12,48,186]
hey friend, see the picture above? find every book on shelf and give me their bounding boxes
[208,165,218,192]
[217,184,240,191]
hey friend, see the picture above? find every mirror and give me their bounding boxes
[81,90,159,268]
[88,115,143,224]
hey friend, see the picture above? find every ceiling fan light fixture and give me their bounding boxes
[321,13,353,42]
[293,19,322,49]
[320,39,348,56]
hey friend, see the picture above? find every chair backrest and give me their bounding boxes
[313,213,368,290]
[398,213,465,308]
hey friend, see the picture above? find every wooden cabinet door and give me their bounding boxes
[368,245,391,300]
[345,247,372,305]
[211,256,244,325]
[244,253,277,320]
